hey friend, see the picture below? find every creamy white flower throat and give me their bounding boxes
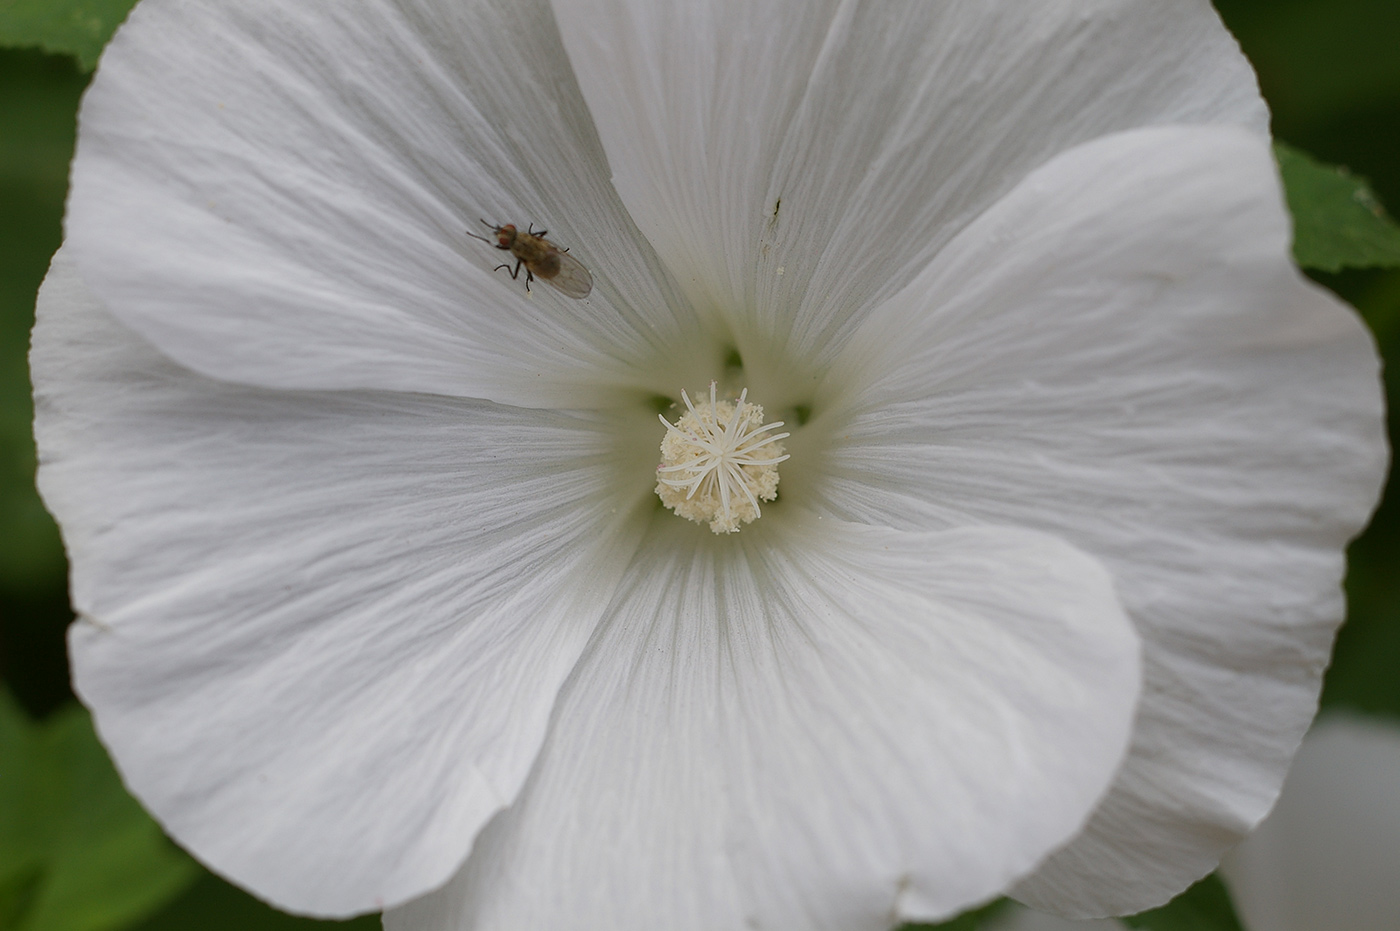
[655,382,789,534]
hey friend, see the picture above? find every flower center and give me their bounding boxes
[656,382,790,534]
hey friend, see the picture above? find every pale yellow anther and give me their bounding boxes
[656,382,790,534]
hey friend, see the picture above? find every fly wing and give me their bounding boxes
[543,250,593,299]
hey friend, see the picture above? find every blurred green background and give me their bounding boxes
[0,1,1397,929]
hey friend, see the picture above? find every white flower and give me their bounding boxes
[1221,715,1400,931]
[997,714,1400,931]
[32,0,1387,928]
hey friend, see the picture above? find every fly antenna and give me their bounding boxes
[466,218,498,243]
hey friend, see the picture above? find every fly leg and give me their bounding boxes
[492,259,532,291]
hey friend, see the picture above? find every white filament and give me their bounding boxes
[656,382,790,534]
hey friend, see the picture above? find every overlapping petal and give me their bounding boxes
[32,253,657,915]
[553,0,1266,361]
[816,125,1388,915]
[386,519,1141,931]
[65,0,714,408]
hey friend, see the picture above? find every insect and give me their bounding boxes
[468,220,593,299]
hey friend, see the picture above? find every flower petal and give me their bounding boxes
[552,0,1265,358]
[385,519,1141,931]
[31,251,653,915]
[1220,716,1400,931]
[819,125,1388,915]
[66,0,709,406]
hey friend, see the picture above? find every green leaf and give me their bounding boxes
[1121,874,1244,931]
[898,898,1011,930]
[0,690,199,931]
[0,0,137,70]
[1276,142,1400,273]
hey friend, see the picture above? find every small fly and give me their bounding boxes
[468,220,593,299]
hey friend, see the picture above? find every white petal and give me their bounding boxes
[1220,715,1400,931]
[66,0,711,407]
[817,125,1388,915]
[386,519,1141,931]
[32,251,655,915]
[553,0,1265,360]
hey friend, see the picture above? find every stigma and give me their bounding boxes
[656,383,790,534]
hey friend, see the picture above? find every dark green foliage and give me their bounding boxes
[0,49,81,600]
[1122,874,1244,931]
[136,874,381,931]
